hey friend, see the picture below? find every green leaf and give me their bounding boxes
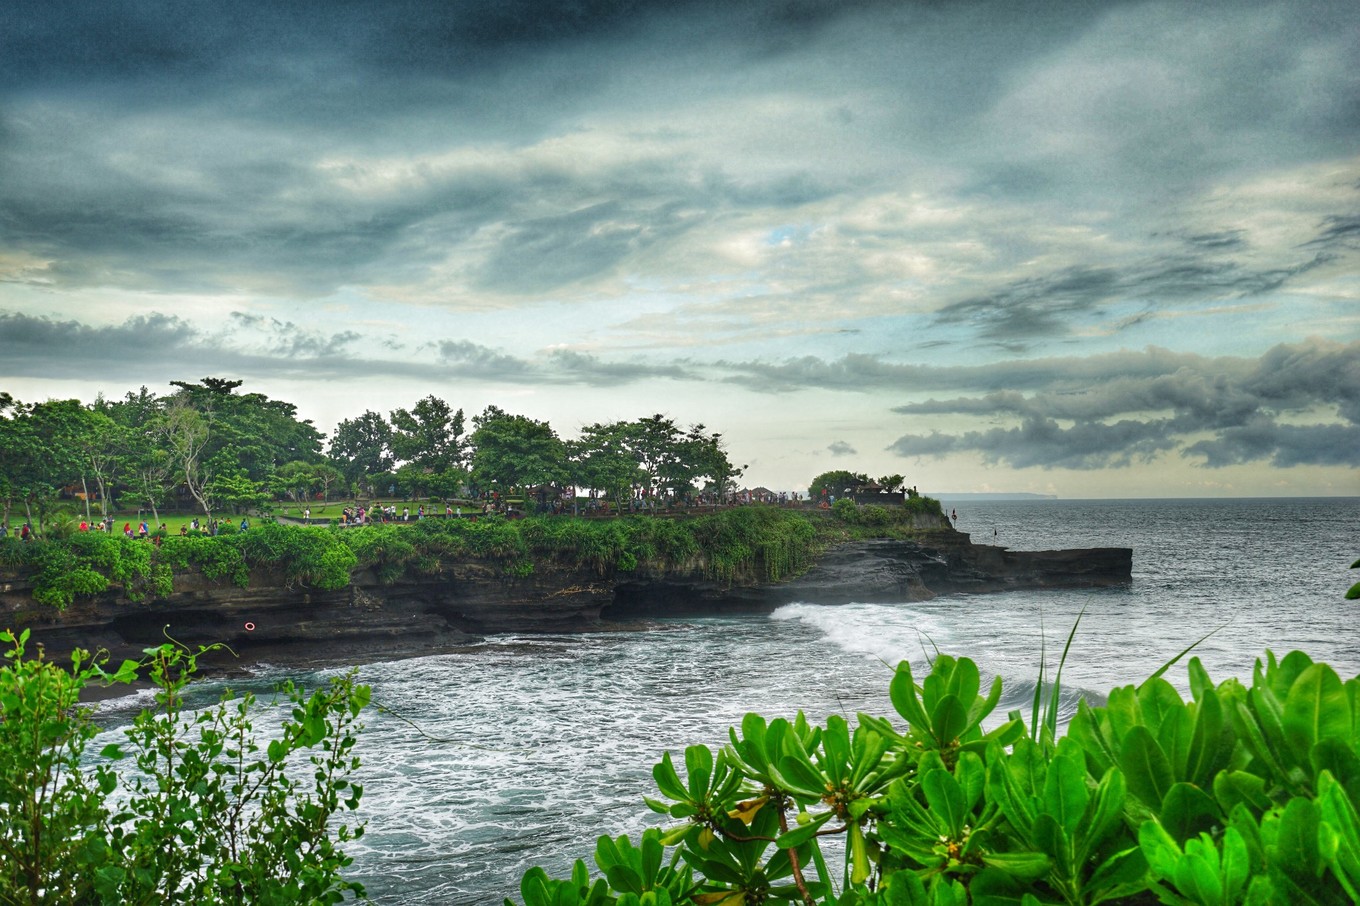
[684,745,713,800]
[776,752,829,799]
[605,864,643,895]
[1138,820,1183,881]
[1119,725,1174,811]
[890,661,930,730]
[1041,748,1089,835]
[653,752,690,802]
[1214,770,1271,815]
[774,810,834,849]
[923,769,967,838]
[1282,663,1350,763]
[979,851,1052,883]
[1273,797,1324,880]
[1160,782,1221,844]
[1078,767,1128,866]
[1185,685,1229,788]
[931,694,969,748]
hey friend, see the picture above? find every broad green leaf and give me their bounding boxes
[955,750,986,811]
[1078,767,1128,866]
[1185,685,1229,788]
[776,753,829,799]
[774,810,834,849]
[653,752,689,802]
[1041,748,1089,835]
[1160,782,1221,844]
[978,852,1052,882]
[1282,664,1351,763]
[605,864,643,896]
[890,661,930,730]
[684,745,713,800]
[986,752,1036,837]
[1319,771,1360,896]
[968,673,1004,735]
[822,714,851,786]
[1173,835,1223,905]
[1273,797,1324,880]
[1105,685,1142,745]
[1138,820,1183,881]
[1083,845,1148,902]
[1119,725,1173,811]
[1138,678,1186,739]
[946,657,981,713]
[923,769,967,837]
[932,694,969,748]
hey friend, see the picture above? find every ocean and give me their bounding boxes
[96,497,1359,904]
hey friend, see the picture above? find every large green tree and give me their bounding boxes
[389,395,465,473]
[808,469,870,501]
[327,410,394,492]
[468,406,567,496]
[570,423,642,509]
[10,400,91,535]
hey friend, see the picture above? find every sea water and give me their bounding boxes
[96,497,1359,904]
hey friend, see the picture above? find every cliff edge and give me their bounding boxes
[0,530,1131,674]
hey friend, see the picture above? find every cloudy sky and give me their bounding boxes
[2,0,1358,497]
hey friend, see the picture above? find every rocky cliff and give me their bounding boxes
[0,530,1131,674]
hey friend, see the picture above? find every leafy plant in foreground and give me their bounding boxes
[0,628,370,904]
[512,647,1360,906]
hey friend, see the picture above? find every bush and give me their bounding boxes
[0,629,369,904]
[510,648,1360,905]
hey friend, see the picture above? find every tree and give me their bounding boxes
[273,460,319,506]
[570,424,642,509]
[389,395,465,473]
[328,411,394,492]
[0,394,25,533]
[468,406,567,496]
[207,469,271,514]
[808,470,870,501]
[8,400,88,536]
[686,426,744,500]
[876,474,905,493]
[169,378,325,483]
[158,397,214,520]
[73,405,130,519]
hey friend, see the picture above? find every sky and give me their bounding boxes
[1,0,1358,498]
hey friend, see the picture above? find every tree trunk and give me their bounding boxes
[81,476,92,522]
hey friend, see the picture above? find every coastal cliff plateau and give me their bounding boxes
[0,530,1131,674]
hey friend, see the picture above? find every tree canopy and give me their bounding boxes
[0,379,750,535]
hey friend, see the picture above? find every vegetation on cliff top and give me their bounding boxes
[0,500,946,610]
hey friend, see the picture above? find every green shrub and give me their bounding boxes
[0,629,369,903]
[512,648,1360,905]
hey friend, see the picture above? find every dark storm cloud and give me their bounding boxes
[933,252,1333,343]
[545,350,696,385]
[0,308,699,389]
[0,311,197,367]
[888,416,1178,470]
[885,339,1360,470]
[2,0,1356,322]
[723,346,1218,395]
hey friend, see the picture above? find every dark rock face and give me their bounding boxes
[0,533,1130,673]
[604,533,1131,618]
